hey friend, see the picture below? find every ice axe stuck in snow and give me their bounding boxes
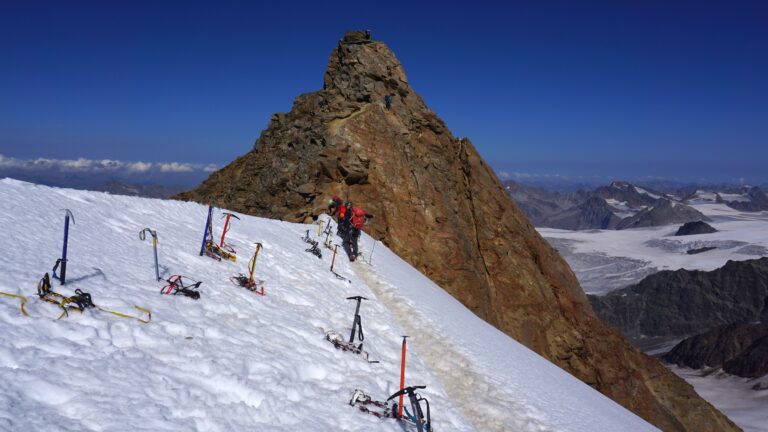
[302,230,322,258]
[139,228,161,281]
[199,205,236,262]
[219,212,239,251]
[330,245,351,283]
[324,295,378,363]
[231,242,265,295]
[51,209,75,285]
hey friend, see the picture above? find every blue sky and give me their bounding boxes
[1,1,766,185]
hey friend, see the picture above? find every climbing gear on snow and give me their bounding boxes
[303,230,322,258]
[349,389,396,419]
[329,245,350,282]
[323,220,334,249]
[387,386,432,432]
[52,209,75,285]
[398,335,409,417]
[347,296,367,346]
[317,220,325,236]
[325,330,376,362]
[231,242,265,295]
[161,275,201,300]
[0,291,28,316]
[139,228,161,281]
[37,273,151,322]
[199,205,213,256]
[199,209,235,262]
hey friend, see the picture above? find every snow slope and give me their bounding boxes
[0,179,656,431]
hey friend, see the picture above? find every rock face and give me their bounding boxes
[616,199,709,230]
[542,196,622,230]
[663,323,768,378]
[675,220,717,236]
[177,31,738,431]
[590,258,768,338]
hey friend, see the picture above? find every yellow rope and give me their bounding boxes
[0,291,29,317]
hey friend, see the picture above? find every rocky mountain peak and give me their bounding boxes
[323,31,411,102]
[177,32,738,431]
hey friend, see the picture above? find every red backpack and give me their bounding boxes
[350,207,367,229]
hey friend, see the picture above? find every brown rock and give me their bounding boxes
[177,31,739,432]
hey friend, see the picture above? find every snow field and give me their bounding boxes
[0,179,657,431]
[0,179,469,431]
[540,203,768,294]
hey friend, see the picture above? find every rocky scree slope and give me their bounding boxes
[177,31,737,432]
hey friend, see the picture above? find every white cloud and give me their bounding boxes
[0,153,216,175]
[158,162,195,173]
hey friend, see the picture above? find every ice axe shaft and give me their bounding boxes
[398,335,409,418]
[219,212,240,247]
[139,228,160,281]
[248,242,263,286]
[56,209,75,285]
[199,205,213,256]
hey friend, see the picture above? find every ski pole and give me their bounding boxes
[346,296,367,344]
[219,212,240,248]
[139,228,160,281]
[199,205,213,256]
[55,209,75,285]
[398,335,409,418]
[331,245,338,272]
[248,242,263,287]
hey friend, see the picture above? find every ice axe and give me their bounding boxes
[139,228,161,281]
[387,385,431,432]
[346,296,368,346]
[52,209,75,285]
[219,212,240,248]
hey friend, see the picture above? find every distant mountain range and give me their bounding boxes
[506,180,768,230]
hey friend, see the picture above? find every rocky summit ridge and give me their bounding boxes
[177,31,738,431]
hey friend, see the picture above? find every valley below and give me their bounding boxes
[537,198,768,431]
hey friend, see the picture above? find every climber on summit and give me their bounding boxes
[345,205,373,262]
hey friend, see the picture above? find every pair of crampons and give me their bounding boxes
[33,273,151,323]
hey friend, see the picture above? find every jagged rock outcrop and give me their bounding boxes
[178,31,738,431]
[675,221,717,236]
[590,258,768,338]
[616,199,709,230]
[663,323,768,378]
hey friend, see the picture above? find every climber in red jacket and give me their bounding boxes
[345,206,373,261]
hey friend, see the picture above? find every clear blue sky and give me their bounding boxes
[1,1,766,184]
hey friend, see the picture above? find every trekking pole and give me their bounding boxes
[398,335,409,418]
[199,205,213,256]
[53,209,75,285]
[248,242,263,287]
[331,245,338,272]
[346,296,368,344]
[219,212,240,248]
[139,228,161,281]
